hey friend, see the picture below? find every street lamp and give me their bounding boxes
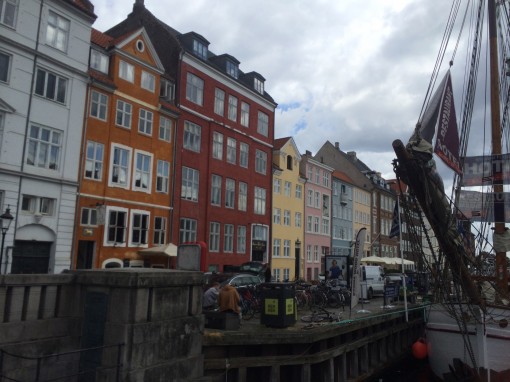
[0,206,14,275]
[294,239,301,281]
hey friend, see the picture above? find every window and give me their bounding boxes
[35,68,67,103]
[295,184,302,199]
[90,91,108,120]
[116,100,132,128]
[81,207,97,226]
[110,144,131,188]
[21,195,55,216]
[228,95,238,121]
[106,208,127,245]
[46,11,69,51]
[193,40,207,59]
[141,71,155,92]
[283,268,290,281]
[322,218,329,235]
[225,178,235,208]
[212,132,223,160]
[283,240,290,257]
[90,49,109,73]
[255,149,267,175]
[254,187,266,215]
[240,143,249,168]
[160,79,175,101]
[314,246,319,262]
[26,125,62,170]
[224,224,234,252]
[283,210,290,226]
[323,172,330,187]
[183,121,201,152]
[307,166,313,181]
[286,155,293,170]
[214,88,225,116]
[227,138,236,164]
[315,169,320,184]
[241,102,250,127]
[284,181,291,197]
[273,208,281,224]
[186,73,204,105]
[138,109,153,135]
[209,222,220,252]
[295,212,302,228]
[84,140,104,180]
[119,60,134,82]
[273,239,281,257]
[257,111,269,136]
[181,166,199,201]
[273,179,281,194]
[274,268,280,282]
[130,210,149,246]
[0,0,17,28]
[179,218,197,243]
[237,226,246,254]
[307,216,312,232]
[159,116,172,142]
[254,78,264,94]
[238,182,247,211]
[211,174,221,206]
[0,51,10,83]
[153,217,166,245]
[314,192,320,208]
[156,160,169,193]
[226,61,238,79]
[307,190,313,206]
[314,217,320,233]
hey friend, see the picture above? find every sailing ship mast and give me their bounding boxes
[488,0,509,295]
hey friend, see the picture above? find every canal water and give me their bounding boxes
[367,354,441,382]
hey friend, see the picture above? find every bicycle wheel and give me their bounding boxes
[326,291,342,309]
[300,310,326,323]
[241,299,255,320]
[295,292,309,311]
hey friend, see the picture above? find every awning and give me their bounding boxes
[138,243,178,258]
[360,256,387,264]
[361,256,414,266]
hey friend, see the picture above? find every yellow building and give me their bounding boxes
[353,186,371,256]
[271,137,305,281]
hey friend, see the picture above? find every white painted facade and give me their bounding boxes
[0,0,95,273]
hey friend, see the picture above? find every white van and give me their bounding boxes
[360,265,385,299]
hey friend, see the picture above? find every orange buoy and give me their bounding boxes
[412,338,428,359]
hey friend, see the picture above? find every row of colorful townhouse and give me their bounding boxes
[0,0,402,280]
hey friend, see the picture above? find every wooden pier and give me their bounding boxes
[203,301,426,382]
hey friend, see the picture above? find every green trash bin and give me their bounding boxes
[260,283,296,327]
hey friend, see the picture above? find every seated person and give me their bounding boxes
[218,284,240,315]
[203,282,220,310]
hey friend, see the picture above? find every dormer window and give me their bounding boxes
[90,49,109,73]
[254,77,264,94]
[226,60,238,79]
[193,40,207,59]
[160,79,175,101]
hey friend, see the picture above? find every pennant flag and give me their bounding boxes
[389,201,400,238]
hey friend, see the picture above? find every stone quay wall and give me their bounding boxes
[0,269,206,382]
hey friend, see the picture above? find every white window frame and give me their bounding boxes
[211,174,222,206]
[35,67,67,104]
[283,210,290,226]
[116,100,132,129]
[238,182,247,211]
[209,222,220,252]
[104,206,128,246]
[186,72,204,105]
[153,216,166,245]
[225,178,235,209]
[84,140,104,180]
[46,10,69,52]
[273,179,281,194]
[295,212,302,228]
[109,143,132,189]
[138,109,153,135]
[212,132,223,160]
[141,70,155,92]
[119,60,134,82]
[254,187,266,215]
[26,125,62,170]
[255,149,267,175]
[21,195,55,216]
[156,160,169,193]
[257,111,269,136]
[283,240,290,257]
[240,102,250,127]
[129,209,150,247]
[159,116,172,142]
[228,95,238,121]
[295,184,302,199]
[273,239,281,257]
[0,51,11,83]
[239,143,249,168]
[181,166,199,201]
[179,218,197,243]
[183,121,201,152]
[81,207,98,226]
[284,181,291,197]
[0,0,17,28]
[273,208,281,224]
[90,49,109,73]
[227,137,236,164]
[224,224,234,252]
[90,90,108,121]
[254,77,264,94]
[237,226,246,254]
[214,88,225,116]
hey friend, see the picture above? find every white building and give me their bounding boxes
[0,0,96,273]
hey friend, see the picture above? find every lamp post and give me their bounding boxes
[294,239,301,281]
[0,206,14,275]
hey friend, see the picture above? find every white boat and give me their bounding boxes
[392,1,510,380]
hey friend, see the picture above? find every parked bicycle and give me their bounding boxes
[300,306,341,323]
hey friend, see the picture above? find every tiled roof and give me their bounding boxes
[65,0,96,18]
[89,69,115,88]
[274,137,290,150]
[332,170,353,184]
[91,29,113,48]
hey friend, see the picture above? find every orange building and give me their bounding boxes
[74,27,179,269]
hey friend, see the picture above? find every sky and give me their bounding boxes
[92,0,464,181]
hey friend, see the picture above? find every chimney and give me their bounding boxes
[305,150,312,156]
[134,0,145,11]
[347,151,357,161]
[335,142,340,150]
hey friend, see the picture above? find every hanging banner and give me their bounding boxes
[350,227,366,310]
[461,154,510,186]
[433,71,462,174]
[456,190,510,222]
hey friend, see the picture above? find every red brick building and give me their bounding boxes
[103,0,277,271]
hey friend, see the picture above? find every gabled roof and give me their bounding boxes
[65,0,96,19]
[332,170,353,184]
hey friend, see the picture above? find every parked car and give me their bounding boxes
[203,272,236,291]
[219,273,262,288]
[239,261,267,281]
